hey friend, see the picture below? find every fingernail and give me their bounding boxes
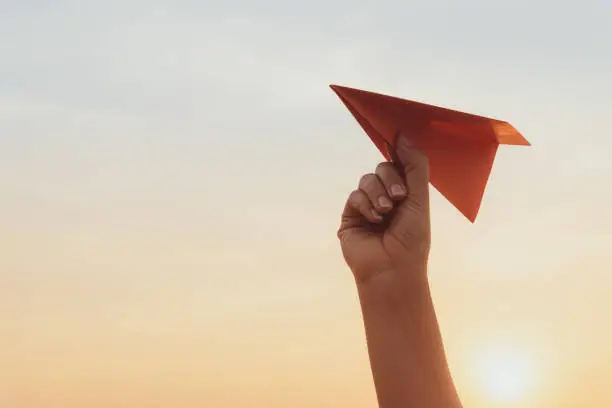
[390,184,406,197]
[371,209,383,221]
[378,196,393,209]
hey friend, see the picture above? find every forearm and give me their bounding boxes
[357,266,462,408]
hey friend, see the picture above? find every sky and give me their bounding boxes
[1,0,611,407]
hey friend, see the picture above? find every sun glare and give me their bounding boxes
[473,346,537,404]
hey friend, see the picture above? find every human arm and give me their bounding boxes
[357,268,462,408]
[338,135,463,408]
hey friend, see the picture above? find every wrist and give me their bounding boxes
[355,262,430,305]
[353,259,428,286]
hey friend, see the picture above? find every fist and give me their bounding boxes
[338,134,431,283]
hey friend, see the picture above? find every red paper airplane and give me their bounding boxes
[330,84,530,222]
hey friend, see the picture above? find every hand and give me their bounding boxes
[338,134,431,283]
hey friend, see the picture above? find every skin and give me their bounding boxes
[338,134,463,408]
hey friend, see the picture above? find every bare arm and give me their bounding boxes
[357,271,462,408]
[338,134,462,408]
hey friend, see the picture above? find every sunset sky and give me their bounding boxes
[1,1,611,407]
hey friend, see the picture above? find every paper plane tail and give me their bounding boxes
[492,121,531,146]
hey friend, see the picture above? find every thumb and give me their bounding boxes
[393,133,430,208]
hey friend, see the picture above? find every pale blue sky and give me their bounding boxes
[2,0,610,275]
[1,2,612,407]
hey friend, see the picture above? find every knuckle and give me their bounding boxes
[376,162,402,183]
[348,190,368,207]
[375,161,392,173]
[358,173,376,187]
[348,189,361,202]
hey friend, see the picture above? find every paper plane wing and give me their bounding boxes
[330,84,530,222]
